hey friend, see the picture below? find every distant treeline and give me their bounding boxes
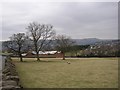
[2,39,120,57]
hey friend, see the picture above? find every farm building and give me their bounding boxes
[22,51,63,58]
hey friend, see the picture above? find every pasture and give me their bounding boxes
[12,58,118,88]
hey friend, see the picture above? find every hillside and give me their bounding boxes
[79,40,120,57]
[74,38,102,45]
[1,38,119,53]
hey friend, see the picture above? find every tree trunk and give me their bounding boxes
[34,42,40,61]
[62,52,65,60]
[36,51,40,61]
[19,53,23,62]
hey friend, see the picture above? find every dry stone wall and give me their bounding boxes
[2,58,22,90]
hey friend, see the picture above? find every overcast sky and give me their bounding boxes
[1,1,118,41]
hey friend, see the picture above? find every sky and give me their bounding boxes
[1,0,119,41]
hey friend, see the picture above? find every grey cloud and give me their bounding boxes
[2,2,118,40]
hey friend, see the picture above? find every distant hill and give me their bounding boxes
[73,38,102,45]
[80,39,120,57]
[73,38,117,45]
[1,38,118,52]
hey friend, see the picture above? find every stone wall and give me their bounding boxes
[1,58,22,90]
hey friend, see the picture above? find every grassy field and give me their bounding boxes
[12,58,118,88]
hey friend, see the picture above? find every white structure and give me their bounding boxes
[33,51,60,54]
[22,51,61,56]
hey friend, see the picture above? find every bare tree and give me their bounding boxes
[7,33,26,62]
[55,35,74,60]
[27,22,56,61]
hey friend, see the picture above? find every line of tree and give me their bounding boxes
[68,45,90,56]
[6,22,74,61]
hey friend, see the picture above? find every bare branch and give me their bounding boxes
[26,22,56,61]
[8,33,26,62]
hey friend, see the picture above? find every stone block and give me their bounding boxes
[2,80,17,86]
[6,76,19,85]
[2,85,20,89]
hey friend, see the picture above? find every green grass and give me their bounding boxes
[12,58,118,88]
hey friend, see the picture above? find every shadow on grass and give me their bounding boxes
[14,59,64,63]
[12,57,79,64]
